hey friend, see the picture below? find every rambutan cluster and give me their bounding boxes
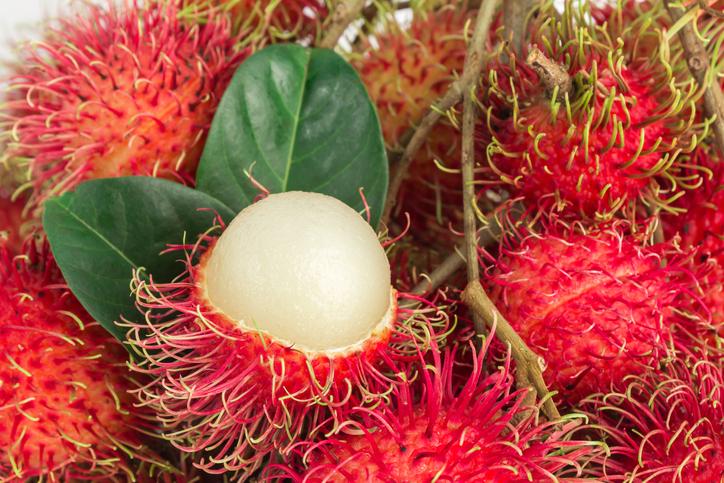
[269,337,604,482]
[0,1,245,207]
[0,242,168,481]
[354,6,471,239]
[582,353,723,482]
[485,223,712,404]
[481,0,704,222]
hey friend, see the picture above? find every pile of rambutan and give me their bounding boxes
[0,0,721,481]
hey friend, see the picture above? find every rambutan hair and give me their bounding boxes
[267,336,605,482]
[354,6,472,240]
[0,241,170,481]
[173,0,328,44]
[0,1,246,206]
[582,353,723,482]
[123,220,451,477]
[485,220,713,405]
[480,0,705,222]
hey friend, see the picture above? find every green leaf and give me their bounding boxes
[196,44,388,226]
[43,177,235,340]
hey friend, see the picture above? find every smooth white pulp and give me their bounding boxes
[204,191,392,352]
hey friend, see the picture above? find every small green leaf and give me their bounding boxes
[43,177,235,340]
[196,44,388,226]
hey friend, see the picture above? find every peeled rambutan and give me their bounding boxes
[0,1,245,205]
[582,354,723,482]
[173,0,327,43]
[482,1,702,222]
[268,338,603,482]
[354,7,471,239]
[124,191,449,477]
[0,241,167,480]
[486,225,711,404]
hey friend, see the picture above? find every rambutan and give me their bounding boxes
[482,1,703,222]
[0,1,245,206]
[268,338,603,482]
[354,7,471,239]
[0,242,167,480]
[582,354,723,482]
[174,0,327,43]
[123,192,449,477]
[665,148,723,340]
[486,226,710,404]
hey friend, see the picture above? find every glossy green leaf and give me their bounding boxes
[43,177,235,340]
[196,44,388,226]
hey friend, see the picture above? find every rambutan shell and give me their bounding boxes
[268,340,604,482]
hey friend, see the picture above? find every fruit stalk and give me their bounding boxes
[319,0,366,48]
[381,0,502,226]
[665,0,724,154]
[462,281,561,420]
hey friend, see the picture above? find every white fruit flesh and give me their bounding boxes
[203,191,393,352]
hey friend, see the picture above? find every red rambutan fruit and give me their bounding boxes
[664,147,723,340]
[268,338,604,482]
[481,1,703,222]
[0,1,245,206]
[173,0,328,43]
[0,241,168,481]
[123,192,450,477]
[354,7,471,240]
[582,354,723,482]
[486,225,711,404]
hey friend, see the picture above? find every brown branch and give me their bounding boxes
[319,0,367,49]
[380,1,501,227]
[526,46,573,100]
[459,0,501,332]
[463,281,561,421]
[457,1,558,419]
[503,0,534,57]
[411,248,466,297]
[665,0,724,155]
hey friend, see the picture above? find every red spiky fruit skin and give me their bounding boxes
[175,0,327,42]
[0,242,165,480]
[269,341,603,482]
[0,1,246,205]
[487,228,710,404]
[665,149,723,328]
[124,232,449,477]
[354,8,470,240]
[482,1,700,222]
[582,354,723,482]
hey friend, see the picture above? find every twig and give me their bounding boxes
[503,0,534,57]
[411,248,466,297]
[665,0,724,155]
[380,0,500,226]
[319,0,367,49]
[526,46,572,100]
[463,281,561,421]
[459,0,501,333]
[457,1,558,419]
